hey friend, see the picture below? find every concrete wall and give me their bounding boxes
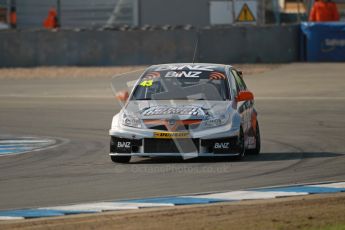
[0,25,300,67]
[198,25,299,63]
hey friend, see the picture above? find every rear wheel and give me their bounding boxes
[247,122,261,155]
[234,127,245,161]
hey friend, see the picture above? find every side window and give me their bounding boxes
[227,68,237,97]
[238,72,248,90]
[231,69,247,92]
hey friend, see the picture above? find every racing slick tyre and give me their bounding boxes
[246,122,261,155]
[234,127,245,161]
[110,155,131,163]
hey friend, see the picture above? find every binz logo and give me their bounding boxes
[117,142,131,148]
[165,71,202,78]
[214,142,230,149]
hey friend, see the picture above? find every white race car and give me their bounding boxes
[109,63,260,163]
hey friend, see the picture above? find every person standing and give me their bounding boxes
[309,0,340,22]
[43,8,58,29]
[9,1,17,28]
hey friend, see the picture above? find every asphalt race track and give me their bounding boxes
[0,63,344,210]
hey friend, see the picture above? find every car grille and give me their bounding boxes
[146,124,200,131]
[144,120,202,131]
[144,138,200,153]
[146,125,168,131]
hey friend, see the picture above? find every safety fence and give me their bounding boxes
[3,0,345,29]
[3,0,118,29]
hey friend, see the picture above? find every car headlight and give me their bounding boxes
[204,114,229,128]
[121,113,142,128]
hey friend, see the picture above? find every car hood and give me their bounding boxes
[124,100,235,120]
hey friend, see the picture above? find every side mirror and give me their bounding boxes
[237,91,254,102]
[115,90,129,102]
[237,70,243,77]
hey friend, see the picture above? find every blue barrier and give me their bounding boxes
[301,22,345,62]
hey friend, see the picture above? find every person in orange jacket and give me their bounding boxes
[10,6,17,28]
[43,8,58,29]
[309,0,340,22]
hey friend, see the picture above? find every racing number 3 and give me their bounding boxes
[140,80,153,87]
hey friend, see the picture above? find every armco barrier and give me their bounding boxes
[0,25,299,67]
[301,22,345,62]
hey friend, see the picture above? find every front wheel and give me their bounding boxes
[110,137,131,163]
[110,155,131,163]
[234,127,245,161]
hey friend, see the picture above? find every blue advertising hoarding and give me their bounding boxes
[301,22,345,62]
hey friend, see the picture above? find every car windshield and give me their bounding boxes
[131,65,230,101]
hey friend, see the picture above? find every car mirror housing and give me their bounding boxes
[237,91,254,102]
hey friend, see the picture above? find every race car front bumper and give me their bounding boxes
[109,125,241,157]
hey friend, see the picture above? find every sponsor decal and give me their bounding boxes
[325,39,345,47]
[155,65,217,72]
[209,72,226,80]
[154,132,190,139]
[214,142,230,149]
[322,39,345,52]
[142,106,201,116]
[165,71,202,78]
[117,142,131,148]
